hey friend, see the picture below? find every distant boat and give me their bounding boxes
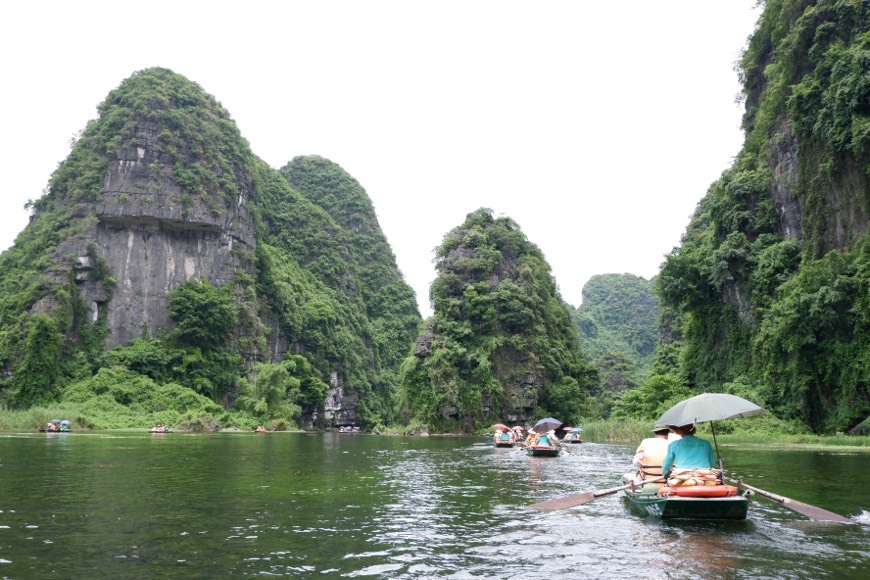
[526,434,561,457]
[493,431,515,447]
[562,430,583,444]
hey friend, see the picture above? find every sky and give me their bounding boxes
[1,1,760,317]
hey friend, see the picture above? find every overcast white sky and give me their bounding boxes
[2,1,759,317]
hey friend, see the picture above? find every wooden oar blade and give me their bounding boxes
[527,491,598,511]
[730,479,852,523]
[778,497,852,523]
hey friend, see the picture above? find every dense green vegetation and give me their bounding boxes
[0,68,420,430]
[652,0,870,434]
[400,209,597,432]
[572,274,659,416]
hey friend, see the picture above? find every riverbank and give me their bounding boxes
[575,419,870,448]
[5,409,869,449]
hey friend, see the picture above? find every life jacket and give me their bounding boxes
[638,438,669,478]
[640,464,663,478]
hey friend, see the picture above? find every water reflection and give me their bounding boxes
[0,433,867,578]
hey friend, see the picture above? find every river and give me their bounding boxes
[0,432,867,579]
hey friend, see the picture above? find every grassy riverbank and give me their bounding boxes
[4,409,869,449]
[0,405,274,432]
[577,419,870,448]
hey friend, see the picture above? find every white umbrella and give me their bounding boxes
[656,393,765,426]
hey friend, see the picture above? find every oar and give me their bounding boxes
[528,477,666,511]
[727,478,852,523]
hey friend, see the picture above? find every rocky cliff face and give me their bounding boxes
[52,123,256,348]
[656,1,870,433]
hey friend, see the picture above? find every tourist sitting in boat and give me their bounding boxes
[562,428,582,443]
[624,426,672,486]
[525,431,540,446]
[661,423,716,478]
[45,421,59,432]
[536,431,559,447]
[634,426,671,477]
[255,426,267,433]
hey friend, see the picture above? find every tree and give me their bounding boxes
[168,279,237,348]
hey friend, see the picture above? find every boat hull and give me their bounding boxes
[494,442,514,448]
[527,446,561,457]
[624,488,749,520]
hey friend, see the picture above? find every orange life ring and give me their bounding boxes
[658,485,738,498]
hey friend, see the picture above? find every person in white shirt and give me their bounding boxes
[631,426,673,482]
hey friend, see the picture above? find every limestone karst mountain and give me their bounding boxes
[400,208,596,430]
[0,67,420,427]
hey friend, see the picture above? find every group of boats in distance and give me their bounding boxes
[490,417,581,457]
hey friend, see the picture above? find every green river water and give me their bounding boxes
[0,431,867,579]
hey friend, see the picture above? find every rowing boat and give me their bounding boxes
[623,483,749,520]
[493,432,515,447]
[527,445,561,456]
[562,432,582,444]
[525,433,562,456]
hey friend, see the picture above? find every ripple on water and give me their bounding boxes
[1,433,868,578]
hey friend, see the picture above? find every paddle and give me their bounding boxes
[727,478,852,523]
[528,476,666,511]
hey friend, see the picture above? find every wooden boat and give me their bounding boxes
[149,429,172,433]
[493,432,515,447]
[525,434,561,456]
[623,483,749,520]
[38,429,71,432]
[562,433,582,444]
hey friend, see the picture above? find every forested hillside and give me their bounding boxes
[400,208,597,431]
[573,274,659,416]
[655,0,870,433]
[0,68,420,429]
